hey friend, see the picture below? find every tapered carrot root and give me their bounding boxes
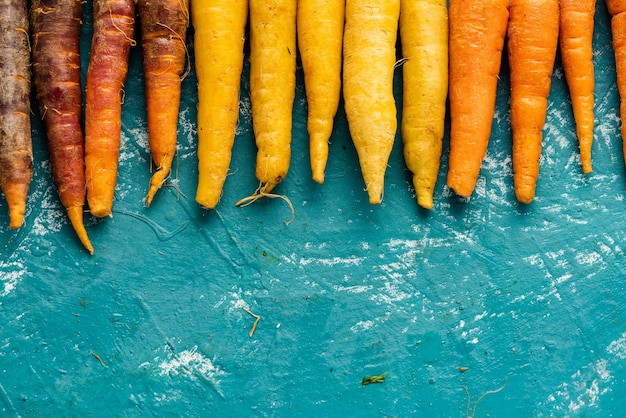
[343,0,400,204]
[400,0,448,210]
[607,1,626,163]
[193,0,248,209]
[30,0,93,254]
[0,0,32,229]
[560,0,596,174]
[446,0,509,198]
[84,0,135,217]
[508,0,559,204]
[297,0,344,184]
[139,0,189,207]
[248,0,297,194]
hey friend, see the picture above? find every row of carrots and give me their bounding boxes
[0,0,623,255]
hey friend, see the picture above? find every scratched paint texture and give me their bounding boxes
[2,2,626,417]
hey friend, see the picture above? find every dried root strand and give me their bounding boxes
[235,182,295,225]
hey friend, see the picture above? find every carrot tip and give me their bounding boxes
[446,177,474,199]
[8,214,24,229]
[417,195,434,211]
[54,205,94,254]
[364,180,384,205]
[312,172,325,184]
[515,192,534,205]
[67,206,94,255]
[195,194,219,210]
[7,201,25,228]
[368,196,382,205]
[89,208,112,218]
[146,157,174,207]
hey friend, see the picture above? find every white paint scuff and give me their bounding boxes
[606,332,626,359]
[0,261,26,298]
[141,344,227,399]
[541,331,626,415]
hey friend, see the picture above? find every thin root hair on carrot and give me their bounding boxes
[162,180,187,200]
[235,183,295,225]
[108,6,137,46]
[147,155,186,204]
[16,27,30,52]
[394,57,409,69]
[155,21,191,80]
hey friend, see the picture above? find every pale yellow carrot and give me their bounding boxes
[343,0,400,204]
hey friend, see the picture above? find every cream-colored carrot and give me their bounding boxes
[343,0,400,204]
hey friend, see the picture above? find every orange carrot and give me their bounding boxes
[607,1,626,164]
[0,0,32,229]
[138,0,190,207]
[84,0,135,218]
[508,0,559,204]
[560,0,596,174]
[30,0,93,253]
[446,0,509,198]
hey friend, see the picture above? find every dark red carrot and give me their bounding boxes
[30,0,93,254]
[84,0,135,218]
[137,0,190,207]
[0,0,32,229]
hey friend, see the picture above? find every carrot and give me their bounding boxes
[560,0,596,174]
[30,0,93,253]
[193,0,248,209]
[399,0,448,210]
[0,0,32,229]
[297,0,344,184]
[343,0,400,205]
[446,0,509,198]
[245,0,297,196]
[84,0,135,217]
[139,0,189,207]
[607,1,626,164]
[508,0,559,204]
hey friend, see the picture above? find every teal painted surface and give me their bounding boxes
[2,2,626,417]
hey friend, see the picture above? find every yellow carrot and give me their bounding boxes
[297,0,345,184]
[400,0,448,210]
[343,0,400,204]
[193,0,248,209]
[247,0,296,195]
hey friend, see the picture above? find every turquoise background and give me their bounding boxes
[2,1,626,416]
